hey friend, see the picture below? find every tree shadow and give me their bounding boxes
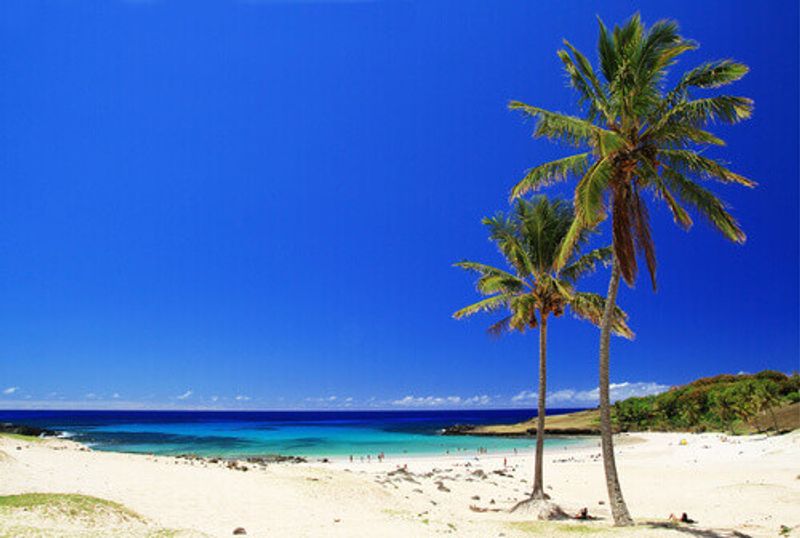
[644,521,753,538]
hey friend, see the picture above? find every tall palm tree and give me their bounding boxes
[453,196,632,512]
[508,15,754,525]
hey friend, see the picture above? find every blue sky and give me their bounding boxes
[0,0,797,410]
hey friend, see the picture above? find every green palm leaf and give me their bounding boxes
[560,247,613,282]
[510,153,590,200]
[452,294,512,320]
[673,60,749,93]
[570,292,634,339]
[649,96,753,135]
[453,261,520,278]
[662,167,746,243]
[559,40,611,122]
[659,149,756,187]
[454,197,629,336]
[508,101,622,149]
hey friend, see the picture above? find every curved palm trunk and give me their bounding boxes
[532,312,547,500]
[599,258,633,526]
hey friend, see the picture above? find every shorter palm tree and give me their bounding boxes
[454,196,632,514]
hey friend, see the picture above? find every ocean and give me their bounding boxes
[0,409,590,459]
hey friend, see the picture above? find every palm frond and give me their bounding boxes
[614,13,643,55]
[508,101,621,149]
[662,167,746,243]
[631,187,657,290]
[612,183,638,287]
[483,214,535,277]
[453,262,526,295]
[639,19,696,73]
[560,40,611,121]
[649,122,726,147]
[552,277,575,303]
[560,246,613,282]
[632,18,696,109]
[640,159,693,230]
[554,214,587,272]
[574,156,612,227]
[672,60,749,93]
[517,197,575,275]
[569,292,635,339]
[510,153,590,200]
[597,17,618,83]
[657,181,693,230]
[477,275,525,295]
[486,315,512,338]
[667,95,753,127]
[453,294,512,320]
[509,294,538,331]
[659,149,756,187]
[552,158,611,271]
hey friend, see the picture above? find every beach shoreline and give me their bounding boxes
[1,430,797,537]
[78,435,598,464]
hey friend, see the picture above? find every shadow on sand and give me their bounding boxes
[645,521,753,538]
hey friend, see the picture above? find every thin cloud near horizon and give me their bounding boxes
[0,381,670,411]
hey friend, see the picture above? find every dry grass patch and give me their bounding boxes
[509,520,609,534]
[0,433,46,443]
[0,493,197,538]
[471,409,601,436]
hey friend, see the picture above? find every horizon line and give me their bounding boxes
[0,405,592,413]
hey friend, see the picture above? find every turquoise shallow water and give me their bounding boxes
[0,409,593,458]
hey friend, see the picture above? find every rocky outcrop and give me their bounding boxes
[0,423,58,438]
[245,455,306,464]
[441,424,600,437]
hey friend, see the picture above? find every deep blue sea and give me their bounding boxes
[0,409,590,459]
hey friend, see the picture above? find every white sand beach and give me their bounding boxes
[0,431,798,537]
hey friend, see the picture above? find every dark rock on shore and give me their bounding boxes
[0,423,58,438]
[175,454,306,466]
[245,455,306,464]
[441,424,600,437]
[440,424,474,435]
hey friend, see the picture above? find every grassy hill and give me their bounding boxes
[614,370,799,433]
[445,370,799,437]
[446,409,602,436]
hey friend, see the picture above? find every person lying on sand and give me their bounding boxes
[669,512,696,524]
[574,507,595,520]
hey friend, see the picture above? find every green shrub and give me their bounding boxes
[612,370,795,433]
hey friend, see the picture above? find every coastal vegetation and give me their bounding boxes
[614,371,800,433]
[508,520,606,535]
[0,432,46,443]
[0,424,57,444]
[506,14,754,525]
[0,493,154,538]
[0,493,143,521]
[444,370,799,437]
[453,197,632,511]
[0,493,195,537]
